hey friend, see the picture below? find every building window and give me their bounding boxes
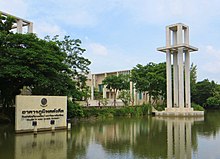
[139,92,142,100]
[98,84,104,93]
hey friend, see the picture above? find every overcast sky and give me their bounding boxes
[1,0,220,83]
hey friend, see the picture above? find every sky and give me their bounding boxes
[1,0,220,83]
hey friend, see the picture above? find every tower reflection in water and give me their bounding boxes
[155,116,204,159]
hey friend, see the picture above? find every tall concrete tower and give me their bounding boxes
[157,23,203,116]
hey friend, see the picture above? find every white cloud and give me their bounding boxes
[88,43,108,56]
[34,21,67,38]
[202,45,220,74]
[193,45,220,82]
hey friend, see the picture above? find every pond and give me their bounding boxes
[1,111,220,159]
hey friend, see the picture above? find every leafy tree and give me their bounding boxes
[102,74,130,106]
[131,62,166,104]
[118,90,131,106]
[190,63,197,97]
[0,14,15,33]
[191,79,216,106]
[0,16,91,108]
[94,88,102,100]
[206,84,220,108]
[100,98,108,106]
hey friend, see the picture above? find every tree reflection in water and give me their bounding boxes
[2,111,220,159]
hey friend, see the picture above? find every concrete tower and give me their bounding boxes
[156,23,203,116]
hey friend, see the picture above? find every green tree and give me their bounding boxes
[0,18,91,107]
[190,63,197,97]
[102,74,130,106]
[191,79,216,106]
[118,90,131,106]
[131,62,166,104]
[206,84,220,108]
[0,14,15,33]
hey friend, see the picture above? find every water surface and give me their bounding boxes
[1,111,220,159]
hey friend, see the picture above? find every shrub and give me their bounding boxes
[192,103,205,111]
[67,100,84,118]
[154,104,165,111]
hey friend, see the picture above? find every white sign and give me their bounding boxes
[15,95,67,133]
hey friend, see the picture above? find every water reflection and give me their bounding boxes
[2,112,220,159]
[69,118,168,158]
[155,117,204,159]
[15,131,68,159]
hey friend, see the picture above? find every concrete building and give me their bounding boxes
[0,11,33,33]
[87,70,150,106]
[157,23,204,116]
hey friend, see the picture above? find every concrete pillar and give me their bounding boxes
[103,73,107,98]
[130,81,134,105]
[91,85,94,100]
[17,19,23,33]
[184,27,189,44]
[134,88,137,105]
[166,50,172,109]
[28,22,33,33]
[103,87,106,98]
[177,25,184,108]
[166,27,172,109]
[185,51,191,108]
[166,26,171,47]
[173,53,179,107]
[178,48,184,108]
[173,31,179,108]
[91,74,94,100]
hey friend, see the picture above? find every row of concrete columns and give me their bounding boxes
[165,24,192,109]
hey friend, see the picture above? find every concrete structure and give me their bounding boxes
[0,11,33,33]
[86,70,151,106]
[157,23,204,116]
[15,95,67,133]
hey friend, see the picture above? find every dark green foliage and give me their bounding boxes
[0,14,15,33]
[131,62,166,104]
[205,84,220,108]
[191,79,217,106]
[67,100,84,118]
[191,103,205,111]
[0,29,90,107]
[0,15,91,108]
[154,104,166,111]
